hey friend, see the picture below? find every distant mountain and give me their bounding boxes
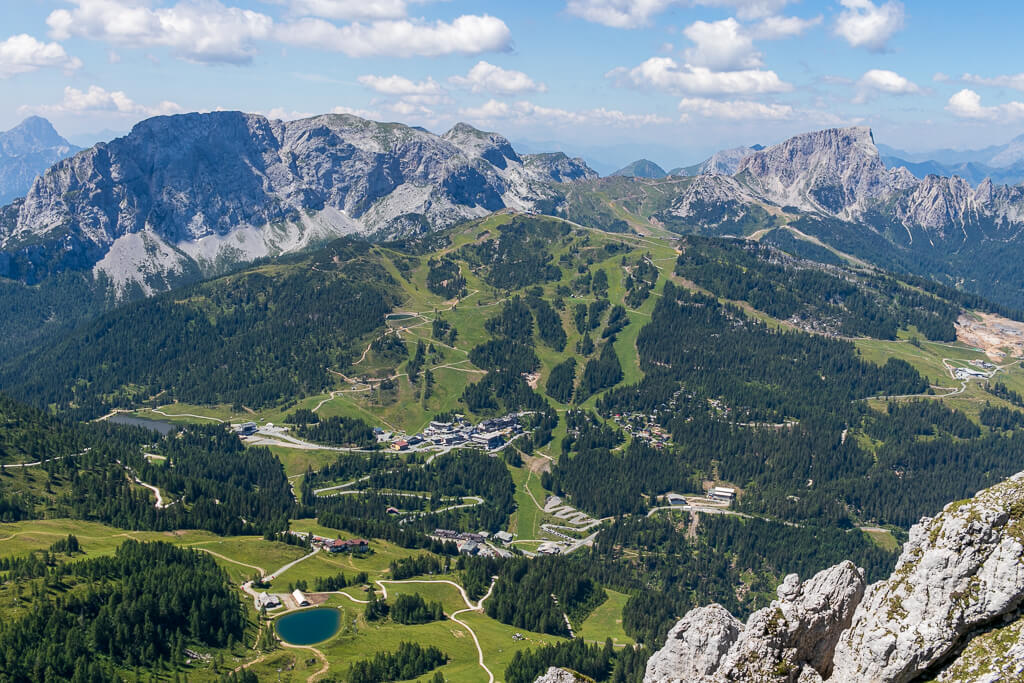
[669,145,763,177]
[610,159,667,179]
[881,155,1024,187]
[878,133,1024,185]
[0,112,595,295]
[548,126,1024,308]
[0,116,80,204]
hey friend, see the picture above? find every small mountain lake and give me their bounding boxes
[276,608,342,646]
[108,415,176,435]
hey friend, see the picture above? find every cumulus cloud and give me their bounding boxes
[47,0,274,64]
[458,98,670,127]
[47,0,510,63]
[683,18,761,71]
[946,89,1024,121]
[693,0,793,20]
[962,73,1024,92]
[286,0,408,21]
[275,14,511,57]
[0,34,82,78]
[835,0,904,51]
[332,105,382,119]
[263,107,315,120]
[357,74,444,96]
[449,61,546,95]
[677,96,792,120]
[854,68,921,102]
[752,14,822,39]
[564,0,678,29]
[22,85,183,117]
[564,0,793,27]
[611,57,791,95]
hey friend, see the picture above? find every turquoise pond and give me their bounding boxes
[276,608,342,645]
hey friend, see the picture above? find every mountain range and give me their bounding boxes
[0,116,79,205]
[0,112,594,294]
[4,112,1024,311]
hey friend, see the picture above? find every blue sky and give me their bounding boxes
[1,0,1023,169]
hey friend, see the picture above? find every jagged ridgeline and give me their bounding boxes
[0,238,399,416]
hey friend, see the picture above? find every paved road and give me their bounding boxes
[265,547,320,581]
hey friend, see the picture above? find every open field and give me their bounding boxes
[577,589,633,647]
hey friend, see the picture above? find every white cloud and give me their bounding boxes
[963,73,1024,92]
[458,99,670,127]
[854,68,920,102]
[331,105,382,119]
[683,18,760,71]
[22,85,183,117]
[449,61,546,95]
[564,0,677,29]
[835,0,904,51]
[677,96,792,120]
[564,0,792,28]
[286,0,408,21]
[357,74,444,96]
[47,0,509,63]
[946,89,1024,121]
[275,15,511,57]
[752,14,822,39]
[693,0,792,20]
[611,57,792,95]
[0,34,82,78]
[263,107,315,120]
[47,0,274,64]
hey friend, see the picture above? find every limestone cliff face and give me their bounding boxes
[736,127,916,220]
[0,111,594,294]
[642,471,1024,683]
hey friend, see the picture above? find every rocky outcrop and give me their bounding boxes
[736,127,916,220]
[644,605,742,681]
[831,471,1024,682]
[0,116,79,204]
[534,667,593,682]
[644,471,1024,683]
[645,563,865,683]
[0,111,594,294]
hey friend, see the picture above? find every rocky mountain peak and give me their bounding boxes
[0,116,73,156]
[736,126,901,218]
[641,471,1024,683]
[442,121,521,169]
[0,110,596,294]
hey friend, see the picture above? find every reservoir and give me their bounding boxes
[276,608,342,646]
[108,415,177,436]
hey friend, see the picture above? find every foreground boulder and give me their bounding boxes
[642,471,1024,683]
[831,471,1024,682]
[645,562,864,683]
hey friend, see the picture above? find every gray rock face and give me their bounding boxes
[645,562,865,683]
[644,605,742,682]
[0,116,79,204]
[0,111,594,294]
[831,471,1024,682]
[736,127,915,219]
[643,471,1024,683]
[534,666,591,683]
